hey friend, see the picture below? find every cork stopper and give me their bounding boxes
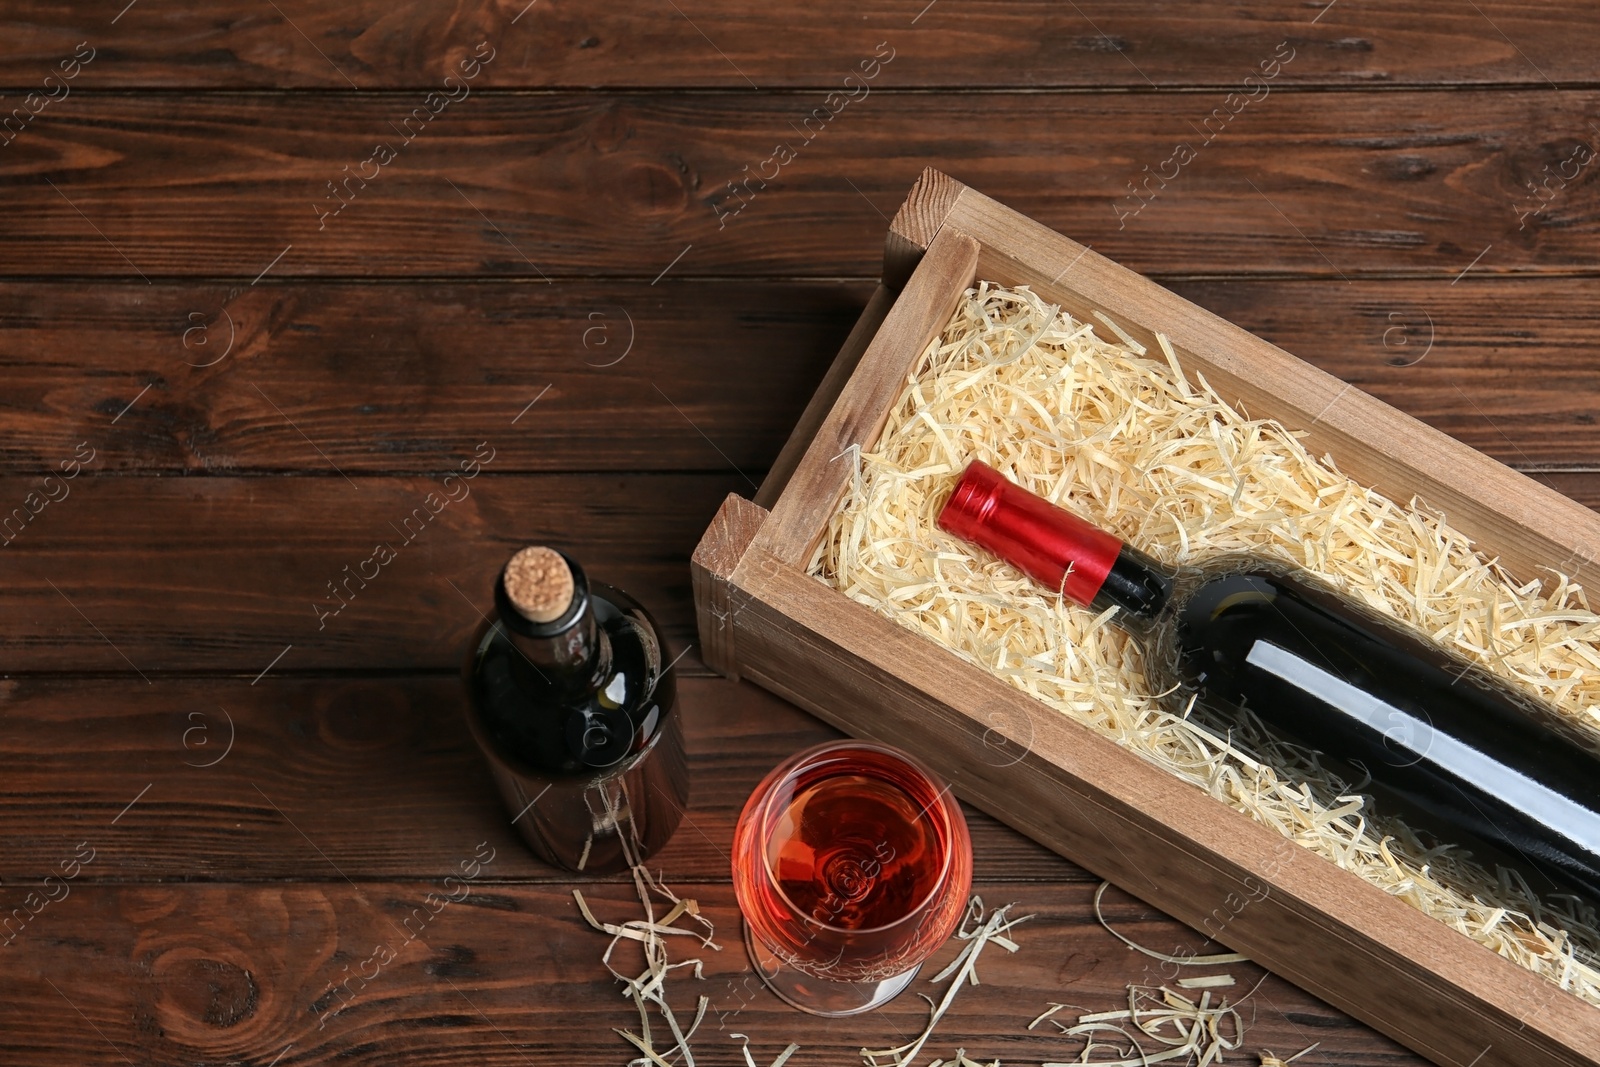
[503,546,575,624]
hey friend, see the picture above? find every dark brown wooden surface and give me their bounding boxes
[0,676,1074,882]
[2,2,1597,1064]
[0,880,1406,1066]
[2,279,1597,473]
[0,281,865,473]
[0,473,739,672]
[6,92,1600,279]
[0,2,1592,88]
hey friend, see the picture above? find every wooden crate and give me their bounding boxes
[690,168,1600,1067]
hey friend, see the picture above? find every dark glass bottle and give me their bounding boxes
[463,546,687,874]
[939,459,1600,905]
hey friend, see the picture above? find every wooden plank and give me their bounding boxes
[0,1,1588,89]
[754,285,894,507]
[0,473,738,673]
[0,674,1073,884]
[884,166,964,291]
[8,92,1600,278]
[0,878,1421,1066]
[2,277,1600,473]
[755,226,977,567]
[0,280,864,474]
[714,542,1600,1067]
[5,465,1583,678]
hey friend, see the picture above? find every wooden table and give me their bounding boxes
[2,4,1594,1064]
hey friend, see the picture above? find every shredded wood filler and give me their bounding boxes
[732,1035,802,1067]
[813,282,1600,1006]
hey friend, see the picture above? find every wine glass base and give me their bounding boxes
[743,922,920,1018]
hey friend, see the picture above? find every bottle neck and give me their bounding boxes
[493,554,609,685]
[1090,542,1173,620]
[937,460,1174,620]
[507,601,603,678]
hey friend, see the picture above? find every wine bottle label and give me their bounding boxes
[1246,639,1600,858]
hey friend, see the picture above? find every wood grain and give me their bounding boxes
[0,1,1587,89]
[0,473,740,673]
[691,494,768,680]
[884,166,964,290]
[0,280,863,474]
[1,278,1599,473]
[6,92,1600,278]
[0,878,1418,1066]
[3,3,1596,1061]
[1164,276,1600,472]
[0,464,1587,678]
[0,674,1075,884]
[754,285,895,508]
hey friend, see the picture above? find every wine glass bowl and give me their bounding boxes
[731,739,973,1016]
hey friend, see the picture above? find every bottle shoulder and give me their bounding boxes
[463,584,677,777]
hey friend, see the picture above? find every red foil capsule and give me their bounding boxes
[936,460,1124,607]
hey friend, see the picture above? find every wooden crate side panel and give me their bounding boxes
[723,553,1600,1067]
[754,226,979,568]
[945,190,1600,591]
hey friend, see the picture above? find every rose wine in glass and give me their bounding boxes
[731,740,973,1016]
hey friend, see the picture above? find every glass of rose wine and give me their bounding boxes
[731,739,973,1016]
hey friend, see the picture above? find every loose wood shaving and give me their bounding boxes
[574,787,725,1067]
[861,897,1033,1067]
[731,1035,802,1067]
[1092,883,1249,967]
[929,1053,1003,1067]
[1028,979,1258,1067]
[814,281,1600,1006]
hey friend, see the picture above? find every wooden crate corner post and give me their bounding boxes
[884,166,967,292]
[690,493,768,681]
